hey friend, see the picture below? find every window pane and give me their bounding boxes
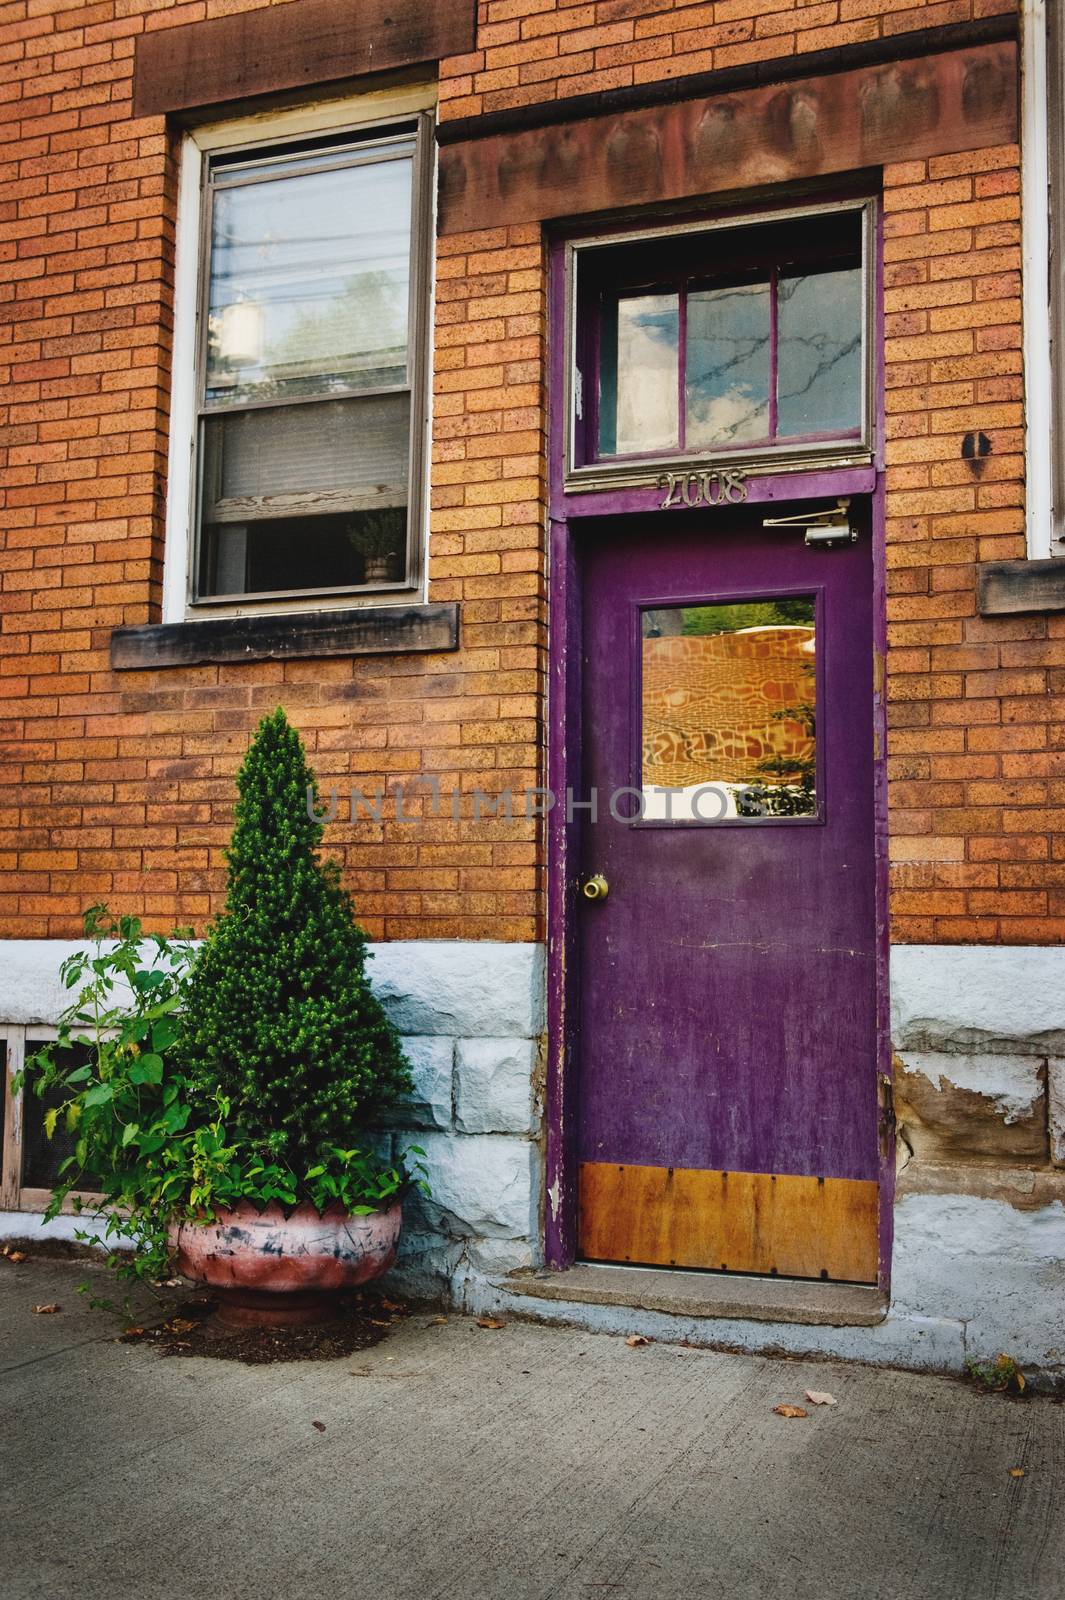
[199,505,406,598]
[205,144,413,406]
[198,395,408,597]
[777,267,863,438]
[641,600,817,821]
[201,393,410,512]
[22,1040,98,1192]
[601,293,679,455]
[685,282,771,448]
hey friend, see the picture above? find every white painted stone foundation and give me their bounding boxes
[0,939,547,1298]
[2,939,1065,1383]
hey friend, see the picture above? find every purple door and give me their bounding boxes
[575,508,879,1282]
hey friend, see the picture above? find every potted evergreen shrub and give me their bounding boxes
[18,709,423,1328]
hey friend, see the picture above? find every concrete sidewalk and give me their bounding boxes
[1,1258,1063,1600]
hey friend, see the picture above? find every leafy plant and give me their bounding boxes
[13,904,199,1279]
[966,1352,1027,1394]
[346,508,402,560]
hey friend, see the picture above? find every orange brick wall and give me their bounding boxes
[880,146,1065,944]
[440,0,1015,119]
[1,0,1055,948]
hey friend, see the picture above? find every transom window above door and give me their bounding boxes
[566,201,874,491]
[191,117,431,605]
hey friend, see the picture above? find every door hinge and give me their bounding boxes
[877,1071,895,1157]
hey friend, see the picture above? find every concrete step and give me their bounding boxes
[501,1263,887,1327]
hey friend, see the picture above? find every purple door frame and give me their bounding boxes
[542,198,894,1292]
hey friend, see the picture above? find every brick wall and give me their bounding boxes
[881,146,1065,943]
[0,1,546,941]
[1,0,1055,948]
[440,0,1015,120]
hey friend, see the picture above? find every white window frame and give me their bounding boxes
[162,83,437,623]
[1022,0,1064,557]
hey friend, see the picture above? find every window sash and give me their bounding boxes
[566,198,876,492]
[598,267,864,462]
[189,115,432,604]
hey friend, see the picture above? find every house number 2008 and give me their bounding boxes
[658,469,748,509]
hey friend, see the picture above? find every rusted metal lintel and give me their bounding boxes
[438,39,1017,236]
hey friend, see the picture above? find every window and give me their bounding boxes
[187,113,432,606]
[639,598,818,823]
[2,1029,100,1213]
[567,202,873,489]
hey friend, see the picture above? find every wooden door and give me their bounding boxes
[575,509,879,1283]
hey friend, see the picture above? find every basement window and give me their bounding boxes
[567,200,875,490]
[2,1029,101,1215]
[189,116,433,606]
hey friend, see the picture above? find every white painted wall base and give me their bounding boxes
[2,939,1064,1382]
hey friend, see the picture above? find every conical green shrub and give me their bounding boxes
[182,707,411,1167]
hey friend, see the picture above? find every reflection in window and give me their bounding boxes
[589,210,865,462]
[601,293,679,455]
[640,599,817,821]
[205,149,412,406]
[686,283,770,448]
[777,268,863,437]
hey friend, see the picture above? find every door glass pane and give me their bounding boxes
[205,142,413,407]
[640,599,817,821]
[600,293,679,455]
[777,267,863,438]
[685,282,771,448]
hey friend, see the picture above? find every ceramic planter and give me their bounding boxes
[169,1198,402,1327]
[364,554,398,582]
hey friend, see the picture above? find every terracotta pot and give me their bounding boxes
[169,1198,402,1328]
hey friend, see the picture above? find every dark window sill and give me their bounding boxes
[978,559,1065,616]
[110,602,458,670]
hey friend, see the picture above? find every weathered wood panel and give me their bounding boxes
[978,558,1065,615]
[578,1163,880,1284]
[133,0,476,119]
[438,40,1017,235]
[110,603,459,670]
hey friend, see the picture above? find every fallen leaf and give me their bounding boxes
[164,1317,197,1335]
[1009,1468,1027,1479]
[32,1303,60,1315]
[477,1316,506,1330]
[804,1390,837,1406]
[120,1326,146,1340]
[2,1248,26,1264]
[625,1334,651,1348]
[773,1404,809,1419]
[429,1315,448,1325]
[378,1297,404,1313]
[312,1420,327,1433]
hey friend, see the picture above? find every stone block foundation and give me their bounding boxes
[3,938,1064,1382]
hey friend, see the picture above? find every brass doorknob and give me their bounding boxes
[581,874,609,902]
